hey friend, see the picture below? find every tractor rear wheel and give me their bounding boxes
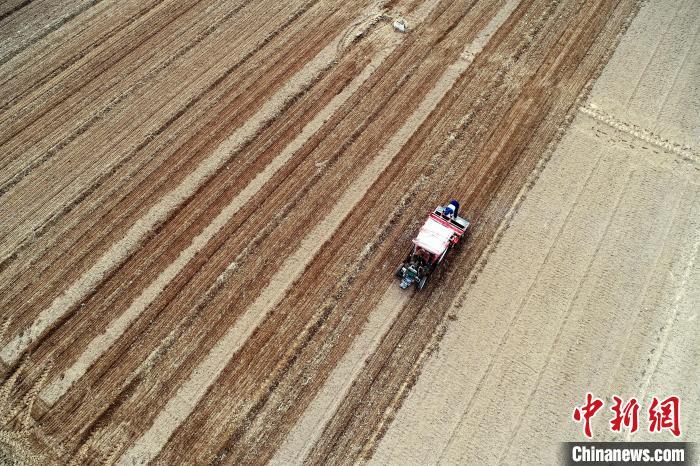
[417,275,428,291]
[395,265,404,278]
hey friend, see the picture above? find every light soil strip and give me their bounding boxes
[38,31,399,407]
[580,102,698,162]
[633,226,700,429]
[400,0,441,25]
[119,152,414,463]
[270,287,410,465]
[272,0,523,461]
[120,0,520,463]
[0,26,353,367]
[459,0,521,61]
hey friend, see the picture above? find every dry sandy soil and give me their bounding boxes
[1,0,690,464]
[373,0,699,463]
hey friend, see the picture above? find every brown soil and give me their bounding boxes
[0,0,646,463]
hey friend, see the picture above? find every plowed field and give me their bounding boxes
[0,0,650,463]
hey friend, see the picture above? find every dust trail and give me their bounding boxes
[120,0,517,461]
[270,287,409,465]
[0,24,351,367]
[38,34,398,408]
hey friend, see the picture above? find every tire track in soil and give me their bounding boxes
[605,172,685,390]
[580,103,698,162]
[409,4,642,461]
[368,118,622,464]
[439,104,582,464]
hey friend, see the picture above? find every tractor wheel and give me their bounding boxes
[417,275,428,291]
[395,265,404,278]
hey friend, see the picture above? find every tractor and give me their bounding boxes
[395,200,469,291]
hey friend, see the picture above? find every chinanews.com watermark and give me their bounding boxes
[562,442,694,465]
[562,393,694,465]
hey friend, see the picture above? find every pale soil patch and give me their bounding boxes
[371,0,699,462]
[372,114,699,465]
[590,0,700,148]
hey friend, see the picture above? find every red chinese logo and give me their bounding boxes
[648,396,681,437]
[572,394,681,438]
[573,393,604,438]
[610,396,639,433]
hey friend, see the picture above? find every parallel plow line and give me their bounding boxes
[0,0,320,298]
[0,0,298,253]
[9,0,404,458]
[0,0,338,346]
[303,0,642,462]
[0,0,33,23]
[0,0,163,112]
[39,0,492,458]
[0,0,344,367]
[122,6,484,458]
[0,0,246,187]
[39,32,394,407]
[10,0,382,418]
[0,0,104,67]
[299,0,562,457]
[273,1,522,462]
[0,0,645,462]
[149,0,522,462]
